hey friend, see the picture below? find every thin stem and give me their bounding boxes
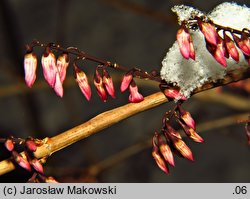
[29,40,161,82]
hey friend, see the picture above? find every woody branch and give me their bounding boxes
[0,66,249,176]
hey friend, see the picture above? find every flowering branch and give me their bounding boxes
[0,66,249,176]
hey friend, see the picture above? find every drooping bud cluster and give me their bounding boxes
[120,70,144,103]
[176,18,250,67]
[152,103,203,174]
[1,137,58,183]
[23,42,147,103]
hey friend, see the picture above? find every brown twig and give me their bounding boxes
[0,67,249,175]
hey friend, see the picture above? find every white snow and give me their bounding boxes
[161,2,250,98]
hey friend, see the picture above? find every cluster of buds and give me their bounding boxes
[176,17,250,67]
[24,45,69,97]
[120,70,144,103]
[24,42,146,103]
[152,103,204,174]
[2,137,57,183]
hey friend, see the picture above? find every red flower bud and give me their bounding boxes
[103,69,116,99]
[152,135,169,174]
[25,138,37,152]
[176,24,195,60]
[94,69,107,102]
[163,88,187,101]
[223,32,239,62]
[41,48,57,88]
[120,72,133,92]
[30,159,44,174]
[232,33,250,56]
[5,139,14,152]
[74,64,92,101]
[178,104,196,130]
[173,139,194,161]
[198,19,219,46]
[56,53,69,83]
[12,151,31,171]
[157,134,175,166]
[24,52,37,88]
[128,81,144,103]
[165,123,182,140]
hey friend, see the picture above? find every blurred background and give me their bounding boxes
[0,0,249,182]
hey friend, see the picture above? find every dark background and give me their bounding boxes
[0,0,249,182]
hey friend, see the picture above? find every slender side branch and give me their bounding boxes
[0,67,249,175]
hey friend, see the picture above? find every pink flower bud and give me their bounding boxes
[157,134,175,166]
[25,138,37,152]
[103,69,116,99]
[178,104,196,129]
[56,53,69,83]
[165,123,182,140]
[173,139,194,161]
[177,26,191,59]
[74,64,92,101]
[24,53,37,88]
[41,48,57,88]
[94,69,107,102]
[198,19,219,46]
[12,151,31,171]
[176,25,195,60]
[120,72,133,92]
[188,128,204,143]
[163,88,187,101]
[128,81,144,103]
[214,38,227,67]
[30,159,44,174]
[223,32,239,62]
[53,72,64,97]
[232,33,250,56]
[177,118,204,143]
[152,136,169,174]
[5,139,14,152]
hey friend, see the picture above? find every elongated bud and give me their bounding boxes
[214,37,227,67]
[165,123,182,140]
[232,33,250,56]
[173,139,194,161]
[163,88,187,101]
[157,134,175,166]
[41,47,57,88]
[94,68,107,102]
[152,135,169,174]
[177,119,204,143]
[198,19,218,46]
[30,159,44,174]
[12,151,31,171]
[53,72,64,97]
[56,53,69,83]
[128,81,144,103]
[120,72,133,92]
[24,52,37,88]
[178,104,196,129]
[74,63,91,101]
[177,25,191,59]
[5,139,14,152]
[25,138,37,152]
[223,32,239,62]
[103,69,116,98]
